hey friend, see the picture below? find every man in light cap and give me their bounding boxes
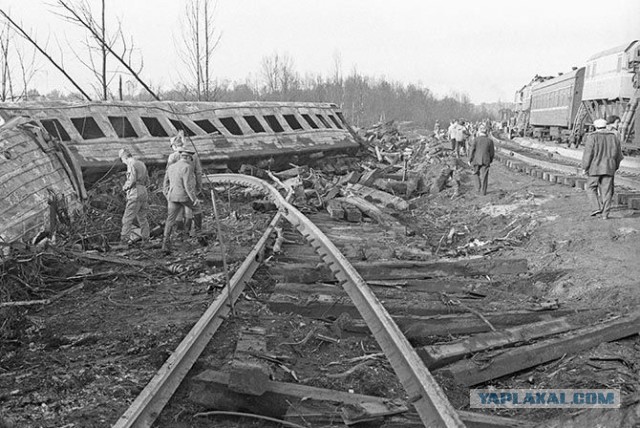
[162,148,199,254]
[468,124,495,195]
[582,118,624,220]
[117,148,150,248]
[167,131,204,235]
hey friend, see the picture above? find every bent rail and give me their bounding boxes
[115,173,464,428]
[205,174,465,428]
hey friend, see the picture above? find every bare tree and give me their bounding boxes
[0,20,14,101]
[260,51,299,100]
[53,0,158,100]
[176,0,221,101]
[0,8,91,100]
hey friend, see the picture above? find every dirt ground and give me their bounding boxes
[1,149,639,427]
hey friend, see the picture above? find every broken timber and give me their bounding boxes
[417,317,575,369]
[346,182,410,210]
[268,258,529,283]
[442,311,640,386]
[228,327,271,396]
[190,370,532,428]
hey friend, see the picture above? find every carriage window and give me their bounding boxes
[40,119,71,141]
[264,115,285,133]
[315,114,331,128]
[194,119,220,134]
[141,117,169,137]
[108,116,138,138]
[328,115,343,129]
[219,117,243,135]
[169,119,196,136]
[283,114,303,130]
[301,114,319,129]
[617,55,623,72]
[336,112,348,127]
[71,117,105,140]
[244,115,266,133]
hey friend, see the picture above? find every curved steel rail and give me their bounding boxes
[115,174,464,428]
[206,174,464,428]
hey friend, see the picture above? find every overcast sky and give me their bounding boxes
[2,0,639,104]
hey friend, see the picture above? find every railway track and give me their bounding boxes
[491,134,640,192]
[112,149,639,428]
[115,174,464,428]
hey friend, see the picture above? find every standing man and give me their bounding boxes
[162,148,200,254]
[118,148,150,248]
[468,124,495,195]
[582,118,624,220]
[167,132,204,235]
[447,120,457,151]
[453,119,469,157]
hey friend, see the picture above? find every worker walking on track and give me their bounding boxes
[468,124,495,195]
[117,148,150,248]
[162,148,201,254]
[582,118,624,220]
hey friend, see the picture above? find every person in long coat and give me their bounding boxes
[582,118,624,220]
[468,124,495,195]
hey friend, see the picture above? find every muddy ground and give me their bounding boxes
[1,142,639,428]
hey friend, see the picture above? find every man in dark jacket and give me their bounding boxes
[582,118,624,220]
[468,125,495,195]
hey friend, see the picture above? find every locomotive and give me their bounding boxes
[512,40,640,146]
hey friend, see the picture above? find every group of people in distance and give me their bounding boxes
[117,131,203,254]
[433,115,624,219]
[433,118,496,196]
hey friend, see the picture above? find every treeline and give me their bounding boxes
[37,72,501,130]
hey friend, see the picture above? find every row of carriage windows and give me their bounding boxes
[531,86,573,110]
[38,111,346,141]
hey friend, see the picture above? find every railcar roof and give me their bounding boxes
[587,40,638,61]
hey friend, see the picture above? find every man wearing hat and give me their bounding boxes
[118,148,150,247]
[468,124,495,195]
[167,131,204,235]
[582,118,624,220]
[162,148,199,254]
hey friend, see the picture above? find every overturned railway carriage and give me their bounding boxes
[0,101,361,248]
[529,67,585,143]
[0,117,84,251]
[0,101,361,183]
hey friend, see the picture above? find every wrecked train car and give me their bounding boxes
[0,101,361,182]
[0,100,361,248]
[0,117,85,251]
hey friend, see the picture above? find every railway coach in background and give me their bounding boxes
[580,40,640,145]
[529,67,585,145]
[511,40,640,147]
